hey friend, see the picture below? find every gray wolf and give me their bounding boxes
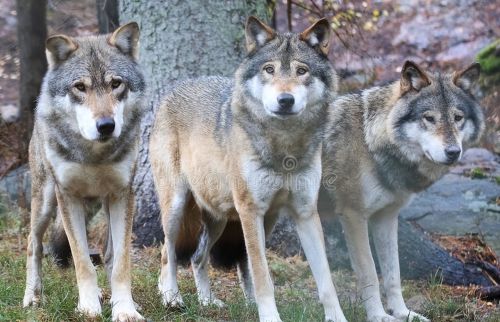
[22,22,146,322]
[149,16,347,322]
[322,61,484,322]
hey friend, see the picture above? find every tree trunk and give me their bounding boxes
[119,0,270,246]
[15,0,47,141]
[96,0,119,34]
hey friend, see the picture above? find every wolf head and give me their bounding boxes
[235,16,337,119]
[389,61,484,165]
[42,22,145,142]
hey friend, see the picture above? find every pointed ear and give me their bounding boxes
[453,62,480,92]
[108,22,140,60]
[46,35,78,68]
[245,16,276,53]
[299,18,331,56]
[400,60,431,93]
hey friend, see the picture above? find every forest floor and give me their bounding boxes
[1,202,499,322]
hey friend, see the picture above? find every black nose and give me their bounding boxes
[96,117,115,136]
[277,93,295,110]
[445,145,461,162]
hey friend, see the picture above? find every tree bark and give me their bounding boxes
[119,0,270,246]
[15,0,47,141]
[96,0,119,34]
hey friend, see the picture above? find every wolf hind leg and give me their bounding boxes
[191,211,227,307]
[23,178,56,307]
[371,207,430,322]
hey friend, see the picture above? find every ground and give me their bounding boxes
[1,202,499,322]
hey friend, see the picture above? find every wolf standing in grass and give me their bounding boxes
[150,17,347,322]
[22,23,146,321]
[322,61,484,322]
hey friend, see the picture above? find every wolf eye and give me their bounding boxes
[264,66,274,74]
[297,67,308,75]
[423,115,435,123]
[111,79,122,89]
[74,83,86,92]
[454,115,463,122]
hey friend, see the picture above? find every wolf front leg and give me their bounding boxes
[340,211,397,322]
[236,201,281,322]
[107,191,144,322]
[157,184,189,308]
[371,207,430,322]
[55,187,102,317]
[292,208,347,322]
[23,178,56,307]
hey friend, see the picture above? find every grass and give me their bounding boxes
[1,197,499,321]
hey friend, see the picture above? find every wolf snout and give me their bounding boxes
[445,145,461,162]
[277,93,295,111]
[96,117,115,136]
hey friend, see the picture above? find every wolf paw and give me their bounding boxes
[160,290,185,308]
[76,290,102,318]
[325,314,348,322]
[199,295,226,308]
[368,314,398,322]
[259,315,282,322]
[22,291,41,308]
[393,310,430,322]
[113,309,144,322]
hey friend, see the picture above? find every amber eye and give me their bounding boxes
[74,83,86,92]
[111,79,122,89]
[264,66,274,74]
[297,67,308,75]
[454,114,463,122]
[424,115,435,123]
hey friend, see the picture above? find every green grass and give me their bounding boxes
[1,198,499,321]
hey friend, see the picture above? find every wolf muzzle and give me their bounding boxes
[444,145,461,163]
[96,117,115,137]
[276,92,295,115]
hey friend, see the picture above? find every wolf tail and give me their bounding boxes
[210,220,247,269]
[49,213,72,268]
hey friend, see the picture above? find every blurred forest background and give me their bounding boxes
[0,1,499,320]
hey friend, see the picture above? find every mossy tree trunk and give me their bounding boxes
[119,0,271,245]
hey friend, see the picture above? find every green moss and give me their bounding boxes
[476,40,500,75]
[469,167,488,179]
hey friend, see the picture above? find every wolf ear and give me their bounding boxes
[453,62,480,92]
[46,35,78,68]
[300,18,331,56]
[245,16,276,53]
[400,60,431,93]
[108,22,140,60]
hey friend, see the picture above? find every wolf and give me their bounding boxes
[149,16,347,322]
[322,61,484,322]
[22,23,146,321]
